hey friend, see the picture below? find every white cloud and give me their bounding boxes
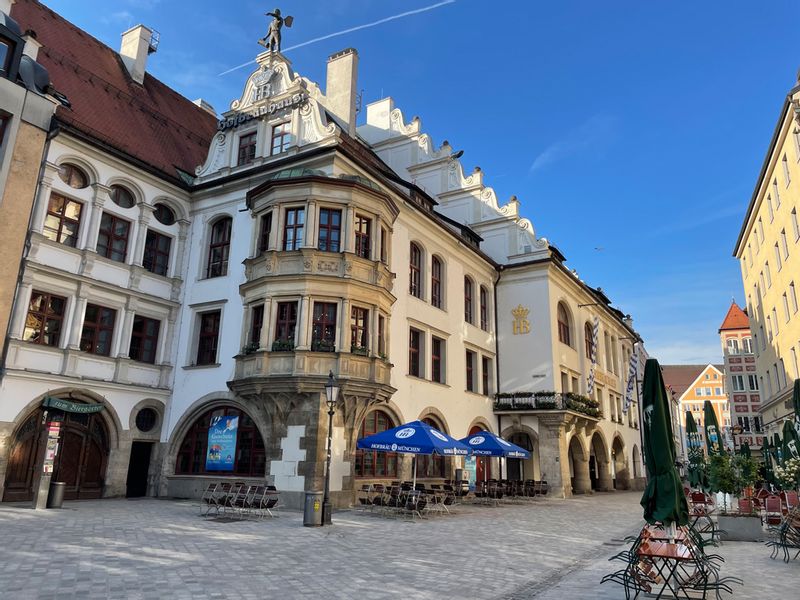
[529,114,618,172]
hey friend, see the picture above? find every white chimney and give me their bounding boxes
[193,98,217,117]
[325,48,359,136]
[0,1,16,16]
[120,25,155,85]
[22,33,42,61]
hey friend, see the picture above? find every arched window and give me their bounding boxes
[464,276,474,324]
[207,217,232,278]
[479,285,489,331]
[175,406,265,477]
[584,322,593,359]
[110,184,135,208]
[355,410,398,477]
[557,302,571,347]
[418,417,446,478]
[431,256,443,308]
[57,163,89,189]
[409,242,422,298]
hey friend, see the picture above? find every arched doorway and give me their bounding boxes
[3,406,109,502]
[589,431,612,491]
[611,436,628,490]
[507,432,533,481]
[468,424,489,483]
[568,435,590,494]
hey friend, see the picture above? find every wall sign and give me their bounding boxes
[511,305,531,335]
[217,93,309,131]
[205,415,239,471]
[42,397,105,414]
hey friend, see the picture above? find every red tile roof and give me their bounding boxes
[661,364,724,400]
[11,0,217,185]
[719,301,750,332]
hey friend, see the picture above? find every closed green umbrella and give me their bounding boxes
[740,441,751,459]
[685,410,706,489]
[639,359,689,527]
[762,443,774,485]
[791,379,800,454]
[773,432,783,466]
[781,420,800,462]
[703,400,725,456]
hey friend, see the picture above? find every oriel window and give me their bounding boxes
[274,301,298,345]
[354,214,371,259]
[257,212,272,253]
[312,302,337,352]
[283,207,304,251]
[250,305,264,346]
[350,306,369,353]
[317,208,342,252]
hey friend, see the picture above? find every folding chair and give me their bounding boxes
[200,482,219,516]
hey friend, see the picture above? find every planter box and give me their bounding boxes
[717,515,765,542]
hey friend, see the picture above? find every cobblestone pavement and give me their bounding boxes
[0,491,796,599]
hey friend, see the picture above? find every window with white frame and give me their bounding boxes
[792,208,800,241]
[783,292,791,322]
[784,154,791,186]
[732,375,745,391]
[791,282,799,314]
[727,338,739,355]
[742,337,752,353]
[772,307,779,335]
[767,195,774,221]
[775,243,782,270]
[792,347,799,379]
[748,374,758,390]
[781,229,789,259]
[765,262,772,287]
[774,179,781,207]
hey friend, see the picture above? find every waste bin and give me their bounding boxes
[46,481,66,509]
[303,491,323,527]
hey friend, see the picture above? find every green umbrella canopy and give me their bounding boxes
[792,379,800,447]
[685,410,707,490]
[773,432,783,465]
[781,419,800,463]
[639,359,689,526]
[703,400,725,456]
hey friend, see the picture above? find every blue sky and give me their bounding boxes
[42,0,800,364]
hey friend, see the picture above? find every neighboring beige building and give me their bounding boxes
[718,301,764,449]
[0,2,57,371]
[733,68,800,440]
[662,364,731,448]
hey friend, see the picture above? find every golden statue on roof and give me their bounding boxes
[259,8,294,53]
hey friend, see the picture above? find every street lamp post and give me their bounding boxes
[322,371,339,526]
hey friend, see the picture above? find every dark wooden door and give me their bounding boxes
[3,408,109,502]
[1,411,44,502]
[126,442,152,498]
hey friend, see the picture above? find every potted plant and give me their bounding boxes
[241,341,260,355]
[711,453,764,541]
[350,345,369,356]
[271,339,295,352]
[774,457,800,491]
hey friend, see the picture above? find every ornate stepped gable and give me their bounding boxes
[357,98,549,265]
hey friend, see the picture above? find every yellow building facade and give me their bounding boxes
[734,73,800,439]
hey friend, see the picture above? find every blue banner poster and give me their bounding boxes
[205,415,239,471]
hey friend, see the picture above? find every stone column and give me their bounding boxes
[259,297,273,350]
[338,299,350,352]
[67,286,90,350]
[131,204,154,267]
[84,184,111,251]
[115,297,138,358]
[296,295,311,350]
[172,220,190,281]
[8,278,34,339]
[303,200,316,248]
[159,307,179,366]
[30,166,57,234]
[537,414,573,498]
[343,206,356,254]
[572,452,592,494]
[370,304,379,355]
[597,456,614,492]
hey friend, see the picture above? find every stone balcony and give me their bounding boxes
[243,248,395,295]
[231,347,392,394]
[493,392,601,424]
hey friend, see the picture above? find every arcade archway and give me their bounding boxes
[589,431,612,491]
[611,435,629,490]
[568,435,590,494]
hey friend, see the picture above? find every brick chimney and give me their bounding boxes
[325,48,359,136]
[120,25,156,85]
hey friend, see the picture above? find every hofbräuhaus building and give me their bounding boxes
[0,0,647,508]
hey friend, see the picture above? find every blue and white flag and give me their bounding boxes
[587,316,600,395]
[623,346,638,414]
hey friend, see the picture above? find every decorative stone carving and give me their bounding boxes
[195,133,228,177]
[298,101,336,147]
[317,261,338,273]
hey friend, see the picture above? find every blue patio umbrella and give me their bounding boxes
[357,420,471,489]
[459,431,531,459]
[460,430,531,484]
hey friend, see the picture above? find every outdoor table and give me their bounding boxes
[637,540,702,600]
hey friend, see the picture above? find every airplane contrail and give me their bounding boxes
[218,0,456,76]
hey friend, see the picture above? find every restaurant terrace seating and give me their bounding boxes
[199,481,280,519]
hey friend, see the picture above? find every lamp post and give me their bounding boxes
[322,370,339,526]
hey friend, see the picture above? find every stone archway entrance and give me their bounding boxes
[3,405,110,502]
[589,431,612,491]
[611,436,629,490]
[507,432,536,481]
[568,435,590,494]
